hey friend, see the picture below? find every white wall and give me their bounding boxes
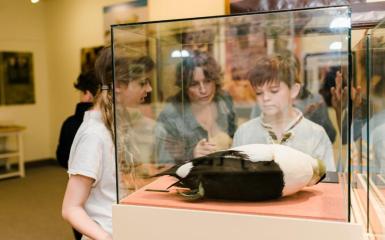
[0,0,51,161]
[149,0,224,21]
[45,0,130,161]
[0,0,368,162]
[45,0,225,161]
[0,0,224,162]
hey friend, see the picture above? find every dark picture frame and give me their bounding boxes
[0,51,35,105]
[303,52,349,95]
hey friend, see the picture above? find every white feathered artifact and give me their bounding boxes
[154,144,326,201]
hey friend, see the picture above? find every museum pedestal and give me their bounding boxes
[113,176,366,240]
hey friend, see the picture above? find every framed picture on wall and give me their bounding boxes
[0,51,35,105]
[229,0,366,14]
[103,0,148,44]
[223,21,266,107]
[80,46,103,73]
[304,52,349,96]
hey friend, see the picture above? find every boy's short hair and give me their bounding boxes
[248,54,300,88]
[74,70,100,96]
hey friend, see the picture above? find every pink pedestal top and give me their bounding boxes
[120,176,347,221]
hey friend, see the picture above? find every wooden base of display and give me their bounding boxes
[113,204,364,240]
[113,176,365,240]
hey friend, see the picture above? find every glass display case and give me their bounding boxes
[351,18,385,238]
[368,19,385,237]
[111,6,364,240]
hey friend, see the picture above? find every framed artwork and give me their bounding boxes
[351,2,385,28]
[223,22,267,106]
[229,0,365,14]
[0,51,35,105]
[103,0,148,44]
[303,52,349,95]
[80,46,103,73]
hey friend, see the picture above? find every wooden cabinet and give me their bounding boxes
[0,126,25,180]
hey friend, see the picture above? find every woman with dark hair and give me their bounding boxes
[155,52,236,164]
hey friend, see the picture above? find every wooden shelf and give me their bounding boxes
[0,151,20,159]
[0,125,25,179]
[0,171,22,180]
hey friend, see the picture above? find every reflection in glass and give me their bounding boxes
[112,6,351,223]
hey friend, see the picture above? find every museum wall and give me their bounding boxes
[0,0,51,161]
[44,0,129,162]
[45,0,225,161]
[0,0,224,162]
[149,0,225,21]
[0,0,372,162]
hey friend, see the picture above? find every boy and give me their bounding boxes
[56,70,99,169]
[232,54,336,171]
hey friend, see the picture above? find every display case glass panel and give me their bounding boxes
[365,18,385,237]
[111,6,351,222]
[351,30,370,233]
[350,18,385,237]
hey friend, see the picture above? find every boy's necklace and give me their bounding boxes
[261,114,303,144]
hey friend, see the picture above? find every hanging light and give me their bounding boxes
[171,50,190,58]
[329,41,342,50]
[329,17,350,29]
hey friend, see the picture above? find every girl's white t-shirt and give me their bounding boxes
[68,110,116,235]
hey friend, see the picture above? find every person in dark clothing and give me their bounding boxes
[56,70,100,169]
[56,70,99,240]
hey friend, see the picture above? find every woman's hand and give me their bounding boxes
[331,71,362,110]
[330,71,345,111]
[193,138,217,158]
[331,71,362,130]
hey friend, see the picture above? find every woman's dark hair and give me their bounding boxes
[319,66,340,107]
[174,52,222,101]
[369,37,385,97]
